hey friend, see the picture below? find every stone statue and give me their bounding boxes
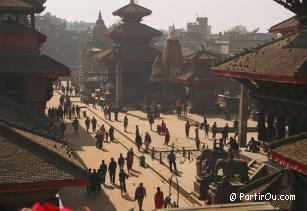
[214,154,249,184]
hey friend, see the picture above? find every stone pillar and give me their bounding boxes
[238,84,248,147]
[258,111,267,142]
[116,62,123,107]
[276,116,286,139]
[267,113,275,140]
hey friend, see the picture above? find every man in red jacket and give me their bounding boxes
[154,187,164,209]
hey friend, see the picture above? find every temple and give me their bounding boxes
[210,1,307,209]
[0,1,88,209]
[96,0,162,106]
[0,0,70,115]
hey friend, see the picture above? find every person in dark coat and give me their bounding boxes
[108,158,117,185]
[164,129,170,145]
[126,148,134,171]
[91,116,97,132]
[204,124,209,139]
[99,160,107,185]
[185,121,190,138]
[135,125,140,137]
[124,115,128,132]
[87,168,92,194]
[135,134,143,151]
[72,118,79,134]
[212,122,217,139]
[109,126,115,142]
[227,137,239,152]
[195,136,201,150]
[85,117,90,133]
[76,105,81,119]
[118,153,125,171]
[135,183,146,211]
[148,114,154,131]
[59,122,66,137]
[119,169,129,196]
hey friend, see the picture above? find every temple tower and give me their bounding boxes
[108,0,162,105]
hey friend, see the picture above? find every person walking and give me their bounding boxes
[119,169,129,196]
[72,118,79,134]
[167,150,177,173]
[148,114,154,131]
[212,122,217,139]
[126,148,134,171]
[85,117,90,133]
[95,130,103,149]
[59,122,66,137]
[195,125,199,139]
[108,158,117,185]
[144,132,152,153]
[91,116,97,132]
[76,105,81,119]
[99,160,107,185]
[185,121,190,138]
[135,183,146,211]
[109,126,115,142]
[164,129,170,145]
[195,136,201,150]
[135,134,143,151]
[118,153,125,171]
[154,187,164,209]
[135,125,140,137]
[204,123,209,139]
[124,115,128,132]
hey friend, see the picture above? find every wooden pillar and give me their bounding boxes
[238,84,248,147]
[276,116,286,139]
[267,113,275,140]
[288,119,296,137]
[258,111,267,142]
[31,13,35,29]
[115,62,123,107]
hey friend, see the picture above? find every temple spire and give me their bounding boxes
[130,0,135,4]
[98,10,102,20]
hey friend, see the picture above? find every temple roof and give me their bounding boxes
[0,0,45,13]
[162,39,183,66]
[94,48,114,61]
[184,46,222,63]
[268,133,307,175]
[112,0,152,19]
[0,55,70,77]
[0,122,88,192]
[269,15,300,34]
[175,65,227,85]
[211,32,307,84]
[108,22,162,38]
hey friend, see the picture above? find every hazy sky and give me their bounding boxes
[45,0,294,33]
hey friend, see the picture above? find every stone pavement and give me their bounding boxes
[47,93,193,211]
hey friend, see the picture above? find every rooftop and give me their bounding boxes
[0,0,45,13]
[112,0,152,19]
[212,32,307,84]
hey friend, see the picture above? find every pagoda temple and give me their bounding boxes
[96,0,162,105]
[0,0,70,115]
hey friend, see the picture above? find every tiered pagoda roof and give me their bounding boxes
[108,22,162,39]
[0,19,70,77]
[112,0,152,19]
[0,0,45,13]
